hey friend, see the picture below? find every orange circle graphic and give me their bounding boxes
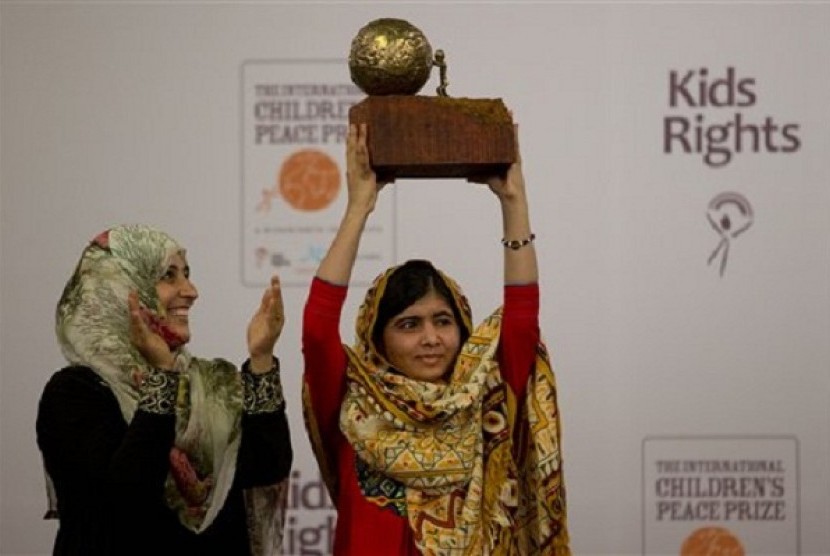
[278,149,340,211]
[680,526,745,556]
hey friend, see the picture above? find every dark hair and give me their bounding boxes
[371,260,470,355]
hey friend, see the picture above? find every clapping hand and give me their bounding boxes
[247,275,285,374]
[128,291,176,370]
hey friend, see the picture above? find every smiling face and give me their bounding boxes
[155,252,198,345]
[380,288,462,383]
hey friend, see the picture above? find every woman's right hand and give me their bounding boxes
[316,124,393,285]
[345,123,388,216]
[128,291,176,370]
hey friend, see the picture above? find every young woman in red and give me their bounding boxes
[302,124,569,555]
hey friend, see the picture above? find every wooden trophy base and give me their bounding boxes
[348,95,515,180]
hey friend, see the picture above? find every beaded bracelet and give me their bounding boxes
[501,233,536,250]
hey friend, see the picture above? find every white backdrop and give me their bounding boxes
[2,2,828,555]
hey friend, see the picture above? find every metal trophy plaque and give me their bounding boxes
[347,18,515,180]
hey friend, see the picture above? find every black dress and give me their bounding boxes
[36,366,292,556]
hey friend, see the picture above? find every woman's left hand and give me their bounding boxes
[468,124,527,203]
[247,275,284,374]
[468,123,538,284]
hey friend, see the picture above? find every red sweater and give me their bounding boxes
[302,277,539,555]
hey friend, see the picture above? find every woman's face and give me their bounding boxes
[380,288,461,382]
[155,252,198,344]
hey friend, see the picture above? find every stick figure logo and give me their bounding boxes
[706,192,753,277]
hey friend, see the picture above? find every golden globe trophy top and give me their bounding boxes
[347,18,515,180]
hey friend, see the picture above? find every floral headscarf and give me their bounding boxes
[53,224,285,554]
[315,262,569,555]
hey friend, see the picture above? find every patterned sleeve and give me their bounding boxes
[137,367,180,414]
[242,358,285,414]
[235,359,293,487]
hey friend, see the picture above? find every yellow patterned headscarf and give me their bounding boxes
[332,263,570,555]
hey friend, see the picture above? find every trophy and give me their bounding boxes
[348,18,515,180]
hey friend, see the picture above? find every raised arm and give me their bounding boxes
[302,124,390,478]
[471,125,539,400]
[316,123,388,285]
[491,127,537,285]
